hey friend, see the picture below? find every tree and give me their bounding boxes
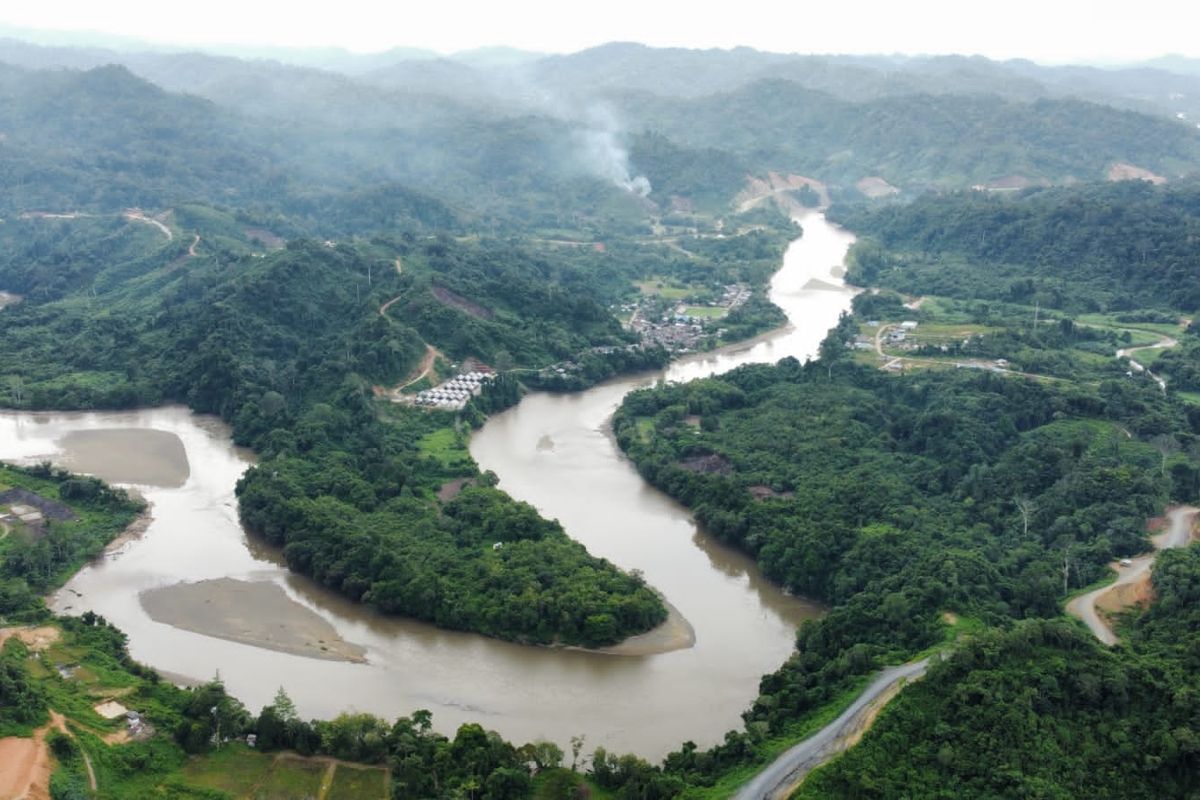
[570,734,586,771]
[531,740,564,770]
[6,375,24,406]
[493,350,515,371]
[272,686,297,723]
[1015,497,1036,538]
[1152,434,1180,478]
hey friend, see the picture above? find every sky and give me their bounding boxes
[1,0,1198,62]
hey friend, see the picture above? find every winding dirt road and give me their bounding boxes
[1116,335,1176,392]
[1067,506,1198,645]
[396,344,440,391]
[734,658,931,800]
[122,210,173,241]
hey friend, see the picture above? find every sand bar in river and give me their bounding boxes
[140,578,367,663]
[58,428,190,487]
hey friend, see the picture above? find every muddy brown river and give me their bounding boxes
[0,211,856,759]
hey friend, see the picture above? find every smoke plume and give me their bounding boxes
[577,104,652,197]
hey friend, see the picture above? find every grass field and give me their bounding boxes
[256,757,326,799]
[683,305,729,319]
[635,278,703,300]
[417,427,467,468]
[327,763,389,800]
[178,746,275,796]
[174,746,390,799]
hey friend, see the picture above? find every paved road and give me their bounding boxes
[1067,506,1197,645]
[734,657,931,800]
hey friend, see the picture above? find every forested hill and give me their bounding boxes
[619,82,1200,189]
[835,180,1200,312]
[797,552,1200,799]
[614,357,1195,796]
[0,63,286,214]
[5,46,1200,222]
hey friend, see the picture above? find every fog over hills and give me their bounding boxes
[1,33,1198,228]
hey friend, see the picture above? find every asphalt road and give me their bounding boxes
[734,657,931,800]
[1067,506,1197,645]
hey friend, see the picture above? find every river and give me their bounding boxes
[0,211,856,759]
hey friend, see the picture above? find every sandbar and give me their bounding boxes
[59,428,189,487]
[140,578,366,663]
[591,598,696,656]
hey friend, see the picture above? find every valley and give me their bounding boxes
[0,26,1198,800]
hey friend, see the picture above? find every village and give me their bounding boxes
[623,282,750,352]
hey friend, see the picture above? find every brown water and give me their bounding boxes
[0,211,857,759]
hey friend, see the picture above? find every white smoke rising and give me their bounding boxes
[577,104,652,197]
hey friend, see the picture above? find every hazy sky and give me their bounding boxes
[1,0,1197,62]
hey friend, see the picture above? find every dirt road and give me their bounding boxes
[0,711,71,800]
[1066,506,1198,645]
[122,210,173,241]
[734,658,931,800]
[1116,335,1176,392]
[396,345,439,391]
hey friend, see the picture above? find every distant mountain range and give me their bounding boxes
[1,34,1198,221]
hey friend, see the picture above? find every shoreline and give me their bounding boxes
[586,596,696,656]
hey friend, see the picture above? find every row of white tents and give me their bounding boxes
[413,372,494,410]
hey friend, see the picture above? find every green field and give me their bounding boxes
[683,305,729,319]
[177,747,275,796]
[174,746,379,799]
[416,427,469,468]
[328,763,389,800]
[635,278,703,300]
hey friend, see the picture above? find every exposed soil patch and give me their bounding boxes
[0,711,67,800]
[1096,572,1155,615]
[0,290,21,310]
[736,173,830,214]
[431,285,494,320]
[140,578,367,663]
[749,485,794,501]
[437,478,472,503]
[93,700,129,720]
[1108,162,1167,184]
[855,176,900,198]
[677,453,733,475]
[0,625,61,652]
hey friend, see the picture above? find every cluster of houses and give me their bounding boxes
[638,319,707,351]
[623,284,751,353]
[719,283,751,308]
[411,371,495,410]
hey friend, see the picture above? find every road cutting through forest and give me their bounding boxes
[1067,506,1198,645]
